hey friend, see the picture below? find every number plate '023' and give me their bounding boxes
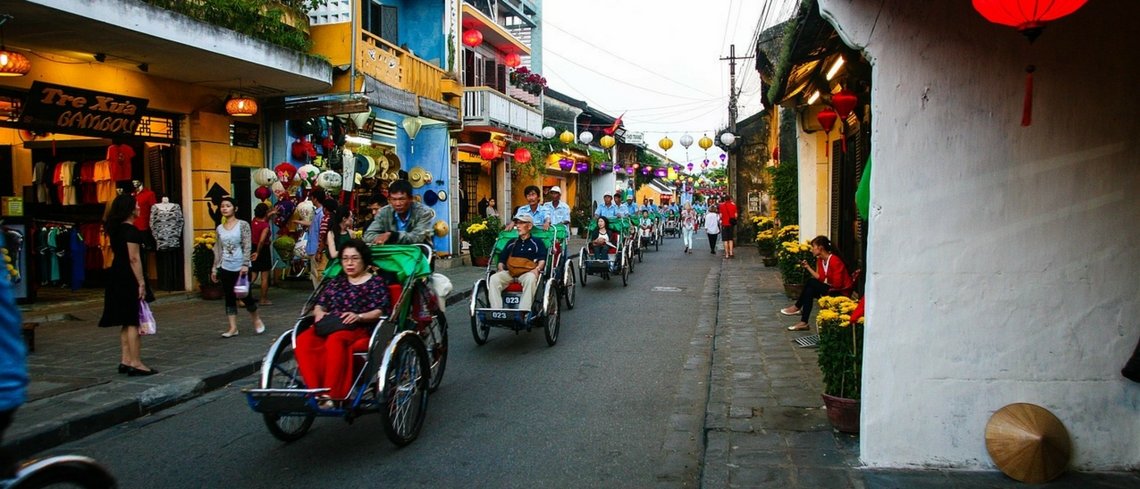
[490,311,508,320]
[505,296,521,305]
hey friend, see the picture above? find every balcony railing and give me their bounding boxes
[463,87,542,137]
[358,31,446,102]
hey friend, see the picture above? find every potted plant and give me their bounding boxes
[752,216,777,265]
[775,225,810,298]
[816,295,864,433]
[571,205,592,238]
[192,232,222,300]
[462,216,503,267]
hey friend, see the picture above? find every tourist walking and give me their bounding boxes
[98,194,157,376]
[704,203,721,254]
[213,197,266,338]
[249,203,274,306]
[719,195,738,259]
[680,203,697,254]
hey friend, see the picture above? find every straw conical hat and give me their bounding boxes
[985,403,1071,483]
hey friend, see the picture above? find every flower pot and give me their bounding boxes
[783,283,804,300]
[762,256,778,267]
[472,256,490,267]
[199,283,224,300]
[821,393,860,433]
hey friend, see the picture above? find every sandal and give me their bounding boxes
[780,307,800,316]
[787,323,810,332]
[254,320,266,335]
[221,330,239,338]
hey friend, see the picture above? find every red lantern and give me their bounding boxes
[504,53,521,68]
[817,107,839,157]
[462,29,484,48]
[514,147,531,163]
[972,0,1088,126]
[832,89,857,119]
[479,142,497,160]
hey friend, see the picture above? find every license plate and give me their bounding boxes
[491,311,507,320]
[505,296,520,305]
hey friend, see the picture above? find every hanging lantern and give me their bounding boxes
[719,132,736,146]
[542,126,557,139]
[686,163,693,171]
[254,186,272,201]
[559,158,574,171]
[226,96,258,117]
[632,163,640,170]
[599,135,615,149]
[462,29,484,48]
[719,153,727,162]
[698,135,713,150]
[972,0,1087,125]
[658,136,673,151]
[514,148,532,163]
[0,48,31,77]
[641,167,650,175]
[559,130,575,144]
[479,142,498,160]
[504,52,522,68]
[832,89,858,118]
[575,162,589,173]
[817,107,839,157]
[579,131,593,145]
[701,160,709,169]
[679,134,694,149]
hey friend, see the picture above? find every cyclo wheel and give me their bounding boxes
[628,248,635,273]
[543,284,560,346]
[563,260,576,310]
[8,455,117,489]
[380,334,430,447]
[421,310,448,393]
[470,281,490,345]
[262,333,315,442]
[622,256,629,286]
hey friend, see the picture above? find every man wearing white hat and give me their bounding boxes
[488,214,547,315]
[542,186,571,228]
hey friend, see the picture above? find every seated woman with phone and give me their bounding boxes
[295,239,392,406]
[780,236,853,331]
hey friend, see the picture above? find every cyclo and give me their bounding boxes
[243,244,447,447]
[469,224,572,346]
[578,216,632,286]
[663,211,681,238]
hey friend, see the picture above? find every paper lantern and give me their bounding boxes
[254,186,272,201]
[296,164,321,188]
[559,158,574,171]
[719,132,736,146]
[0,49,31,77]
[817,107,838,133]
[658,137,673,151]
[253,168,278,187]
[575,162,589,173]
[686,163,694,171]
[579,131,593,145]
[679,134,694,149]
[599,135,615,149]
[504,53,522,68]
[698,136,713,150]
[317,170,342,191]
[542,126,557,139]
[479,142,498,160]
[226,96,258,117]
[559,130,574,144]
[719,153,727,162]
[832,90,858,118]
[462,29,483,48]
[514,148,532,163]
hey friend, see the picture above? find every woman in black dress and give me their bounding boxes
[99,194,157,376]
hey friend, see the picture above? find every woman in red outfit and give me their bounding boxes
[294,240,391,407]
[780,236,853,331]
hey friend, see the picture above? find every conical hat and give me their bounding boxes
[985,403,1071,484]
[409,167,427,188]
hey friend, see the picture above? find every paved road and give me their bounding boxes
[44,237,719,488]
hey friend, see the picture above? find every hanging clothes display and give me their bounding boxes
[32,161,51,204]
[107,144,135,182]
[150,198,184,250]
[94,160,115,203]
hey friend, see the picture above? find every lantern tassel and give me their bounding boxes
[841,130,848,153]
[1022,65,1035,127]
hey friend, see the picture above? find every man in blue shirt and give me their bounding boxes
[488,214,547,313]
[595,194,619,219]
[507,185,550,230]
[624,197,640,216]
[0,234,27,478]
[542,186,571,227]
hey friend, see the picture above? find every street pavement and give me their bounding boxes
[7,234,1140,488]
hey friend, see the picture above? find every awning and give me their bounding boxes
[648,178,674,195]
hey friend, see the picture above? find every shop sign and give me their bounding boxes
[231,122,260,149]
[20,82,150,138]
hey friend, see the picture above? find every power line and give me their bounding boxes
[545,48,713,101]
[545,21,718,97]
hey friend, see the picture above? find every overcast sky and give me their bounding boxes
[541,0,798,163]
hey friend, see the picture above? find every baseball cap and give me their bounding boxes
[513,213,534,223]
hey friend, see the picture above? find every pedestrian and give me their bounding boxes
[485,197,499,218]
[681,203,697,254]
[780,236,854,331]
[98,194,157,375]
[719,195,739,259]
[325,206,354,260]
[250,203,274,306]
[0,230,26,477]
[213,197,266,338]
[295,188,327,288]
[704,202,721,254]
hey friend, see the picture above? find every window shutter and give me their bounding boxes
[380,5,398,44]
[483,59,497,89]
[464,50,476,86]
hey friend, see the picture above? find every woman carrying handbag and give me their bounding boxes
[213,197,266,338]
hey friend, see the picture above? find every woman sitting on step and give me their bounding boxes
[780,236,853,331]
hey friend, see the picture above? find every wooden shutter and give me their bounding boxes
[380,5,398,45]
[483,59,497,89]
[464,50,476,86]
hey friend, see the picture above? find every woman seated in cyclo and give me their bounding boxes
[780,236,853,331]
[589,217,619,263]
[638,210,655,245]
[488,214,546,314]
[295,239,392,407]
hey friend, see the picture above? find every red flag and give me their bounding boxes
[603,112,625,135]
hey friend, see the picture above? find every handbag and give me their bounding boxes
[314,315,355,337]
[138,300,156,336]
[506,256,537,277]
[233,273,250,298]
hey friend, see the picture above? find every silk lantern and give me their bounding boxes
[462,29,483,48]
[719,132,736,146]
[479,142,498,160]
[542,126,556,139]
[698,135,713,150]
[832,89,857,118]
[504,53,521,68]
[599,135,615,149]
[559,130,574,144]
[972,0,1088,126]
[254,186,272,201]
[514,148,532,163]
[659,137,673,151]
[817,107,839,157]
[579,131,593,145]
[679,134,694,149]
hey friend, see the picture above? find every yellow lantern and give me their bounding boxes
[698,135,713,150]
[559,130,574,144]
[659,136,673,151]
[599,135,615,149]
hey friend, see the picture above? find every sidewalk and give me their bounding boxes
[3,246,521,459]
[701,247,1140,488]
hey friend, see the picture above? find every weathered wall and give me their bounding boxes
[819,0,1140,470]
[796,120,826,239]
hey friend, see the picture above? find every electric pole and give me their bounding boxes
[720,43,750,201]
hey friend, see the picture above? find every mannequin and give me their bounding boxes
[150,197,184,290]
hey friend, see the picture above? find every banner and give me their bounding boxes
[20,82,150,138]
